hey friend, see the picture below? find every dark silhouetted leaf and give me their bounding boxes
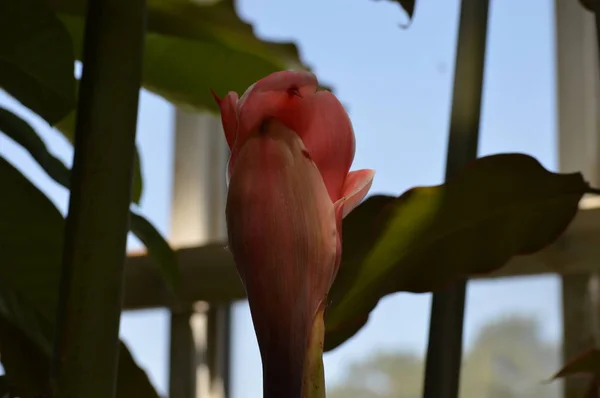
[0,107,71,187]
[549,348,600,398]
[0,157,159,397]
[0,376,8,397]
[0,375,9,397]
[0,280,54,356]
[325,153,590,351]
[376,0,415,19]
[132,150,143,204]
[0,320,157,398]
[0,318,51,398]
[130,211,180,295]
[551,348,600,380]
[114,341,161,398]
[0,0,75,124]
[0,110,177,293]
[0,157,64,318]
[580,0,593,12]
[586,380,599,398]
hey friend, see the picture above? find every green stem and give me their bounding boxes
[302,305,326,398]
[423,1,489,397]
[51,0,147,396]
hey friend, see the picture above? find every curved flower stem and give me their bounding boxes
[302,305,326,398]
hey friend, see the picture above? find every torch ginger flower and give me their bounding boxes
[212,71,375,398]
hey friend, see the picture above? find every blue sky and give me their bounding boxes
[0,0,564,396]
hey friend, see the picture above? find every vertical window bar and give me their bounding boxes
[168,109,231,398]
[422,1,490,398]
[169,306,198,398]
[555,0,600,397]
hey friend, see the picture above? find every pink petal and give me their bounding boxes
[331,169,375,279]
[237,70,319,114]
[211,89,239,150]
[235,75,356,201]
[225,72,319,182]
[335,169,376,219]
[226,118,339,398]
[279,91,356,202]
[234,71,318,149]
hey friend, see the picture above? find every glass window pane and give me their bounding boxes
[460,276,562,398]
[119,91,174,396]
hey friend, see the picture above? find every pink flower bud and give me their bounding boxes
[213,71,374,397]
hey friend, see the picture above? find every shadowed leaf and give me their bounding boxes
[0,157,159,397]
[325,153,590,351]
[0,375,9,397]
[130,211,180,295]
[551,348,600,380]
[580,0,593,12]
[115,341,162,398]
[0,0,75,124]
[0,318,51,398]
[585,379,600,398]
[0,109,177,294]
[377,0,415,19]
[0,107,71,187]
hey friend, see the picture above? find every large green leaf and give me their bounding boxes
[0,0,76,124]
[324,153,590,351]
[0,107,178,294]
[0,156,159,397]
[46,0,311,114]
[45,0,313,205]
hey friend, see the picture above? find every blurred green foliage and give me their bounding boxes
[0,0,310,395]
